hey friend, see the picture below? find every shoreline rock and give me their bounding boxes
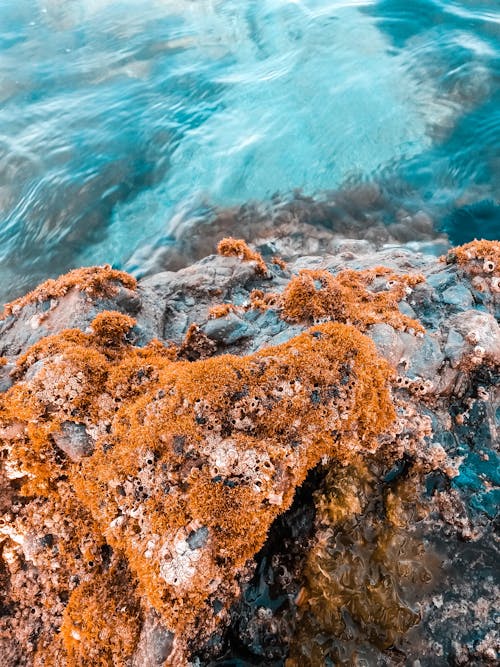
[0,238,498,666]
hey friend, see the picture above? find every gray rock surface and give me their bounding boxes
[52,422,94,461]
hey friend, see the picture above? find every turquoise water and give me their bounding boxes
[0,0,499,303]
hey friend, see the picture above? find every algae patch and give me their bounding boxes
[1,266,137,320]
[1,243,442,665]
[1,310,396,664]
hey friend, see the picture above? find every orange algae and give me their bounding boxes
[0,489,119,666]
[217,237,267,275]
[272,256,287,270]
[279,268,424,332]
[444,239,500,277]
[176,322,217,360]
[89,310,136,346]
[1,265,137,319]
[1,305,397,663]
[208,303,239,319]
[249,288,280,311]
[58,564,141,667]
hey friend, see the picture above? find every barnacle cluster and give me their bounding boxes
[444,240,500,294]
[395,375,434,396]
[279,268,424,331]
[0,240,437,665]
[1,305,397,663]
[247,267,423,334]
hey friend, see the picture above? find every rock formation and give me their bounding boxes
[0,233,498,666]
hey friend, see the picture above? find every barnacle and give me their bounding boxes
[491,277,500,293]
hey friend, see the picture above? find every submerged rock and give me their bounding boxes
[0,237,498,666]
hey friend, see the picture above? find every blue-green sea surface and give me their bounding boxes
[0,0,499,302]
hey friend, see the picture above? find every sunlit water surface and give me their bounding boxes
[0,0,499,302]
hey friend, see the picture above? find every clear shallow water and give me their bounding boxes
[0,0,499,303]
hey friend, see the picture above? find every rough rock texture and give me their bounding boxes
[0,235,499,666]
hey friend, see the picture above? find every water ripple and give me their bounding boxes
[0,0,498,303]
